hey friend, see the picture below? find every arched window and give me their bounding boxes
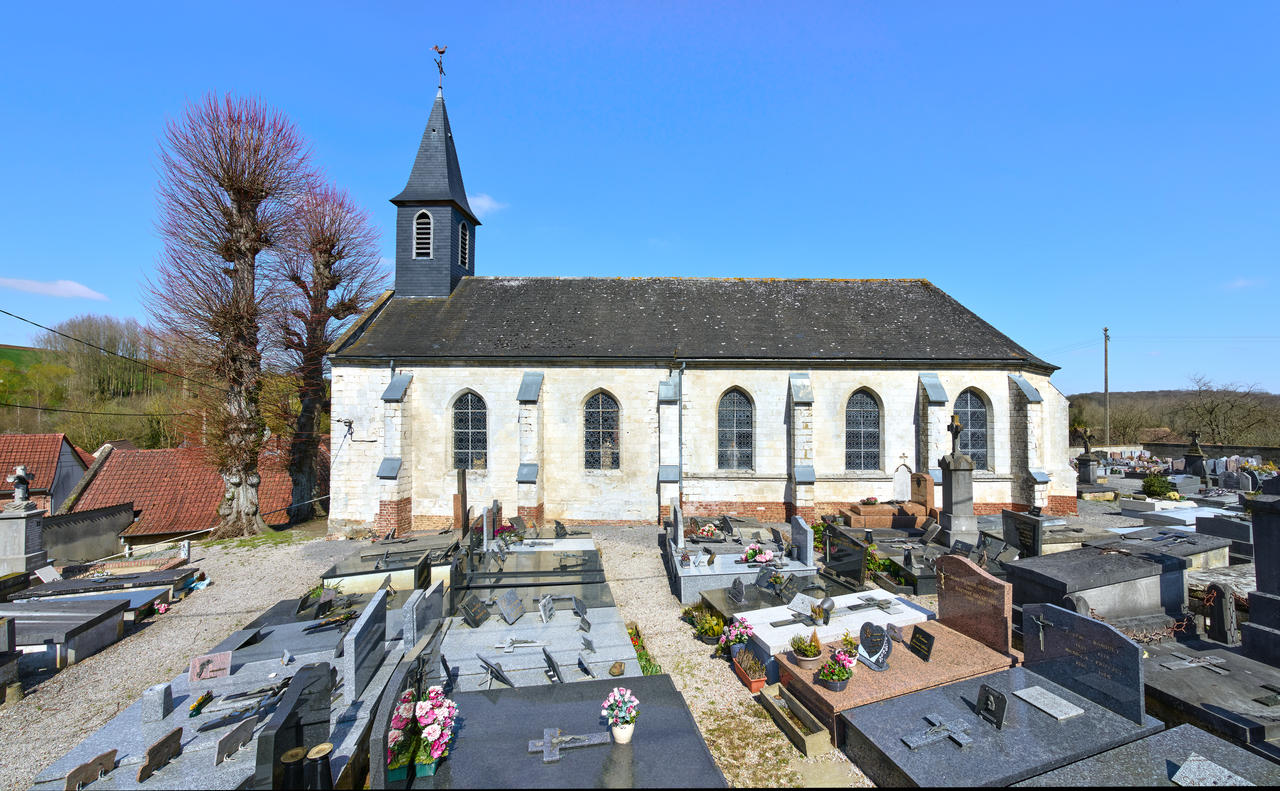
[717,389,753,470]
[845,390,881,470]
[458,222,469,268]
[413,211,432,258]
[955,389,989,469]
[453,392,486,470]
[584,392,620,470]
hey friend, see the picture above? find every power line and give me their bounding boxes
[0,307,222,393]
[0,401,189,417]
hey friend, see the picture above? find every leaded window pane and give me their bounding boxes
[717,389,753,470]
[584,392,620,470]
[955,389,989,470]
[845,391,881,470]
[453,393,486,470]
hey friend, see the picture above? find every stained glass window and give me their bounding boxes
[717,389,753,470]
[453,392,486,469]
[956,389,989,469]
[845,390,881,470]
[585,392,620,469]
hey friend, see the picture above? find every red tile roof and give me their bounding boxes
[73,445,96,467]
[71,447,293,537]
[0,433,78,493]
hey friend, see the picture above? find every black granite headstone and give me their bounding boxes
[1023,603,1147,725]
[1205,582,1239,645]
[252,662,335,791]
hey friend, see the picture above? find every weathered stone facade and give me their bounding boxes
[328,362,1075,531]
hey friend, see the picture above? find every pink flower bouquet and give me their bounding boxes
[386,685,458,771]
[741,543,774,563]
[602,687,639,726]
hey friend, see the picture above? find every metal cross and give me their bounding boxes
[1029,613,1055,652]
[947,415,964,455]
[528,728,611,763]
[433,45,447,89]
[901,714,973,750]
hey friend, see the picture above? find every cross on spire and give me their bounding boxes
[433,44,447,90]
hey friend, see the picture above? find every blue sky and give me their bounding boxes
[1,1,1276,395]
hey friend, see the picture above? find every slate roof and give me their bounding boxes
[332,277,1054,369]
[70,447,291,537]
[0,433,82,494]
[390,89,477,223]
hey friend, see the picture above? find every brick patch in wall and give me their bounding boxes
[375,497,412,538]
[411,514,454,532]
[684,500,790,522]
[1046,495,1078,517]
[553,518,657,527]
[784,503,817,524]
[517,504,545,528]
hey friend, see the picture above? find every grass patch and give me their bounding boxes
[700,701,803,787]
[204,526,303,551]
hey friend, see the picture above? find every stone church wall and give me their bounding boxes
[328,360,1076,531]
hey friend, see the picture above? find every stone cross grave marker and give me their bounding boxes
[1205,582,1239,644]
[901,714,972,750]
[528,728,611,763]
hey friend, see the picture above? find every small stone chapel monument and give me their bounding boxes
[940,415,978,548]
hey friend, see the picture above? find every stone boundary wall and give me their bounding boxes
[1142,442,1280,465]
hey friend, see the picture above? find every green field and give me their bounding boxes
[0,344,51,368]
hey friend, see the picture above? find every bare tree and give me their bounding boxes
[273,184,385,521]
[1173,374,1270,445]
[147,94,311,538]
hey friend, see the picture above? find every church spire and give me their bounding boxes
[390,89,478,224]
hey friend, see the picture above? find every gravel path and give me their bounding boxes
[593,524,878,788]
[0,531,352,791]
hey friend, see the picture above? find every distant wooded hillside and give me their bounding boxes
[1068,379,1280,446]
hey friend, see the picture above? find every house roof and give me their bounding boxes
[332,277,1054,370]
[72,445,96,467]
[0,433,82,493]
[69,447,291,537]
[389,89,478,224]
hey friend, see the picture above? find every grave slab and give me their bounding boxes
[699,574,860,622]
[1005,545,1187,622]
[1143,506,1237,527]
[669,538,817,604]
[507,538,596,553]
[25,586,171,623]
[419,674,726,788]
[0,598,127,667]
[1196,514,1255,560]
[1142,640,1280,762]
[10,567,198,601]
[321,543,431,593]
[1015,724,1280,786]
[740,589,930,683]
[1084,526,1231,570]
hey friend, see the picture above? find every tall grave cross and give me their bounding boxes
[947,415,964,456]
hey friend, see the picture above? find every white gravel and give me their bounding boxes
[0,531,352,791]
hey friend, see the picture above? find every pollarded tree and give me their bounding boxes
[148,94,312,538]
[273,184,385,521]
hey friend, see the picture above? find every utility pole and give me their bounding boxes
[1103,326,1110,447]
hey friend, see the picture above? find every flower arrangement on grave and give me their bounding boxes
[603,687,640,743]
[791,629,822,659]
[840,630,859,652]
[1164,491,1183,501]
[860,496,879,505]
[695,522,717,539]
[742,543,774,563]
[818,649,856,684]
[386,686,458,778]
[718,618,754,654]
[494,523,517,539]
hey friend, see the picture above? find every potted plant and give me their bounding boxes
[385,685,458,780]
[679,550,691,568]
[741,543,774,564]
[602,686,639,744]
[790,629,823,669]
[733,649,768,693]
[695,612,724,645]
[860,496,879,505]
[817,649,856,692]
[840,630,859,652]
[719,618,754,657]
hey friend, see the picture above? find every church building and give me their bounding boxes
[327,89,1076,534]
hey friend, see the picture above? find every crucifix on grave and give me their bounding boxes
[528,728,611,763]
[901,714,973,750]
[947,415,964,456]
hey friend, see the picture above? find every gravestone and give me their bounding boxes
[1241,469,1260,492]
[1023,603,1147,724]
[910,473,935,514]
[402,582,444,646]
[483,506,494,551]
[892,466,911,502]
[1221,470,1241,490]
[1228,455,1242,472]
[670,499,684,549]
[1242,496,1280,665]
[1205,582,1239,645]
[252,661,336,791]
[789,516,814,566]
[936,555,1012,655]
[1001,510,1044,558]
[342,588,388,703]
[940,418,978,547]
[1077,453,1100,486]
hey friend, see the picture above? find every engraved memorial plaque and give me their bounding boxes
[578,652,597,678]
[778,575,800,602]
[538,595,556,623]
[137,727,183,783]
[728,577,746,603]
[65,750,116,789]
[1012,685,1084,721]
[975,684,1008,729]
[475,653,515,688]
[858,622,892,671]
[459,594,491,628]
[543,646,566,683]
[908,625,935,662]
[578,615,591,633]
[188,651,232,683]
[571,596,587,618]
[497,589,525,625]
[214,716,257,765]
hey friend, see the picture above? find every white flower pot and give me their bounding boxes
[611,722,635,744]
